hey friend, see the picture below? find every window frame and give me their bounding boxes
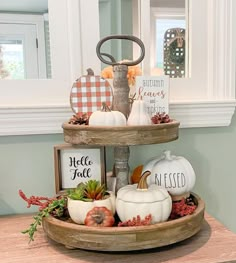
[0,13,47,79]
[134,0,236,127]
[0,0,235,136]
[0,0,100,136]
[150,7,186,76]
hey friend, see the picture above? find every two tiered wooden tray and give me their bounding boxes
[42,121,205,251]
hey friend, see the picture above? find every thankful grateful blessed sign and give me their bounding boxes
[135,76,169,117]
[59,146,104,189]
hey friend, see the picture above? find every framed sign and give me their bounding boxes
[135,75,169,117]
[54,144,105,194]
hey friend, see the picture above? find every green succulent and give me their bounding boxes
[22,197,67,242]
[84,180,107,200]
[67,182,86,200]
[67,180,107,201]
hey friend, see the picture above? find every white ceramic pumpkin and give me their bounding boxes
[116,171,172,223]
[89,102,126,126]
[127,99,151,125]
[142,150,196,199]
[67,191,116,224]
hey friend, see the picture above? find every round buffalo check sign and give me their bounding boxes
[70,69,113,117]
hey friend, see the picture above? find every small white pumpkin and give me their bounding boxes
[142,150,196,199]
[67,191,116,224]
[127,99,151,125]
[116,171,172,223]
[89,102,126,126]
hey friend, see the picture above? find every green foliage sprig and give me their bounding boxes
[19,180,107,242]
[22,198,66,242]
[19,189,67,243]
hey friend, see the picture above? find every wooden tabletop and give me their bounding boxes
[1,213,236,263]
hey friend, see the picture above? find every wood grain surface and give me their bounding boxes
[1,213,236,263]
[62,121,180,146]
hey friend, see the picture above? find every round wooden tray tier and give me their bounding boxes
[62,120,180,146]
[42,192,205,252]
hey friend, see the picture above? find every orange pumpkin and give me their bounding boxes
[131,165,143,184]
[85,206,115,227]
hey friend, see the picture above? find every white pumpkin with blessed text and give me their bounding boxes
[142,150,196,198]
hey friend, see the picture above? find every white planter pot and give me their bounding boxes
[67,191,116,225]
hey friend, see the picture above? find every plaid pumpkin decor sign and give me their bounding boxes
[70,69,113,116]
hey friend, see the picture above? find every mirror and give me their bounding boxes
[0,0,51,79]
[150,0,186,78]
[99,0,133,68]
[99,0,187,78]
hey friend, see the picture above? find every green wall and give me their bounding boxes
[1,115,236,233]
[99,0,133,66]
[0,134,64,215]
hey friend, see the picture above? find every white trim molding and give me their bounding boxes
[1,100,235,137]
[0,105,72,136]
[1,100,235,136]
[207,0,235,100]
[170,100,236,128]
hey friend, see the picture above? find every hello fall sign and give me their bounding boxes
[135,75,169,117]
[59,147,104,189]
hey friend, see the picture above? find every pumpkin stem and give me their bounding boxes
[91,213,105,225]
[129,92,136,107]
[137,171,151,190]
[87,68,94,76]
[101,102,111,112]
[164,150,173,161]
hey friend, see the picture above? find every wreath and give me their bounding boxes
[167,37,185,65]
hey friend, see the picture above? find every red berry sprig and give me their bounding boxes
[19,190,67,242]
[151,112,172,124]
[19,189,56,210]
[170,197,197,220]
[118,214,152,227]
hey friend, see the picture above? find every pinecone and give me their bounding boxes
[68,113,89,125]
[151,112,172,124]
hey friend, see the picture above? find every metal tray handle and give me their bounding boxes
[96,35,145,66]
